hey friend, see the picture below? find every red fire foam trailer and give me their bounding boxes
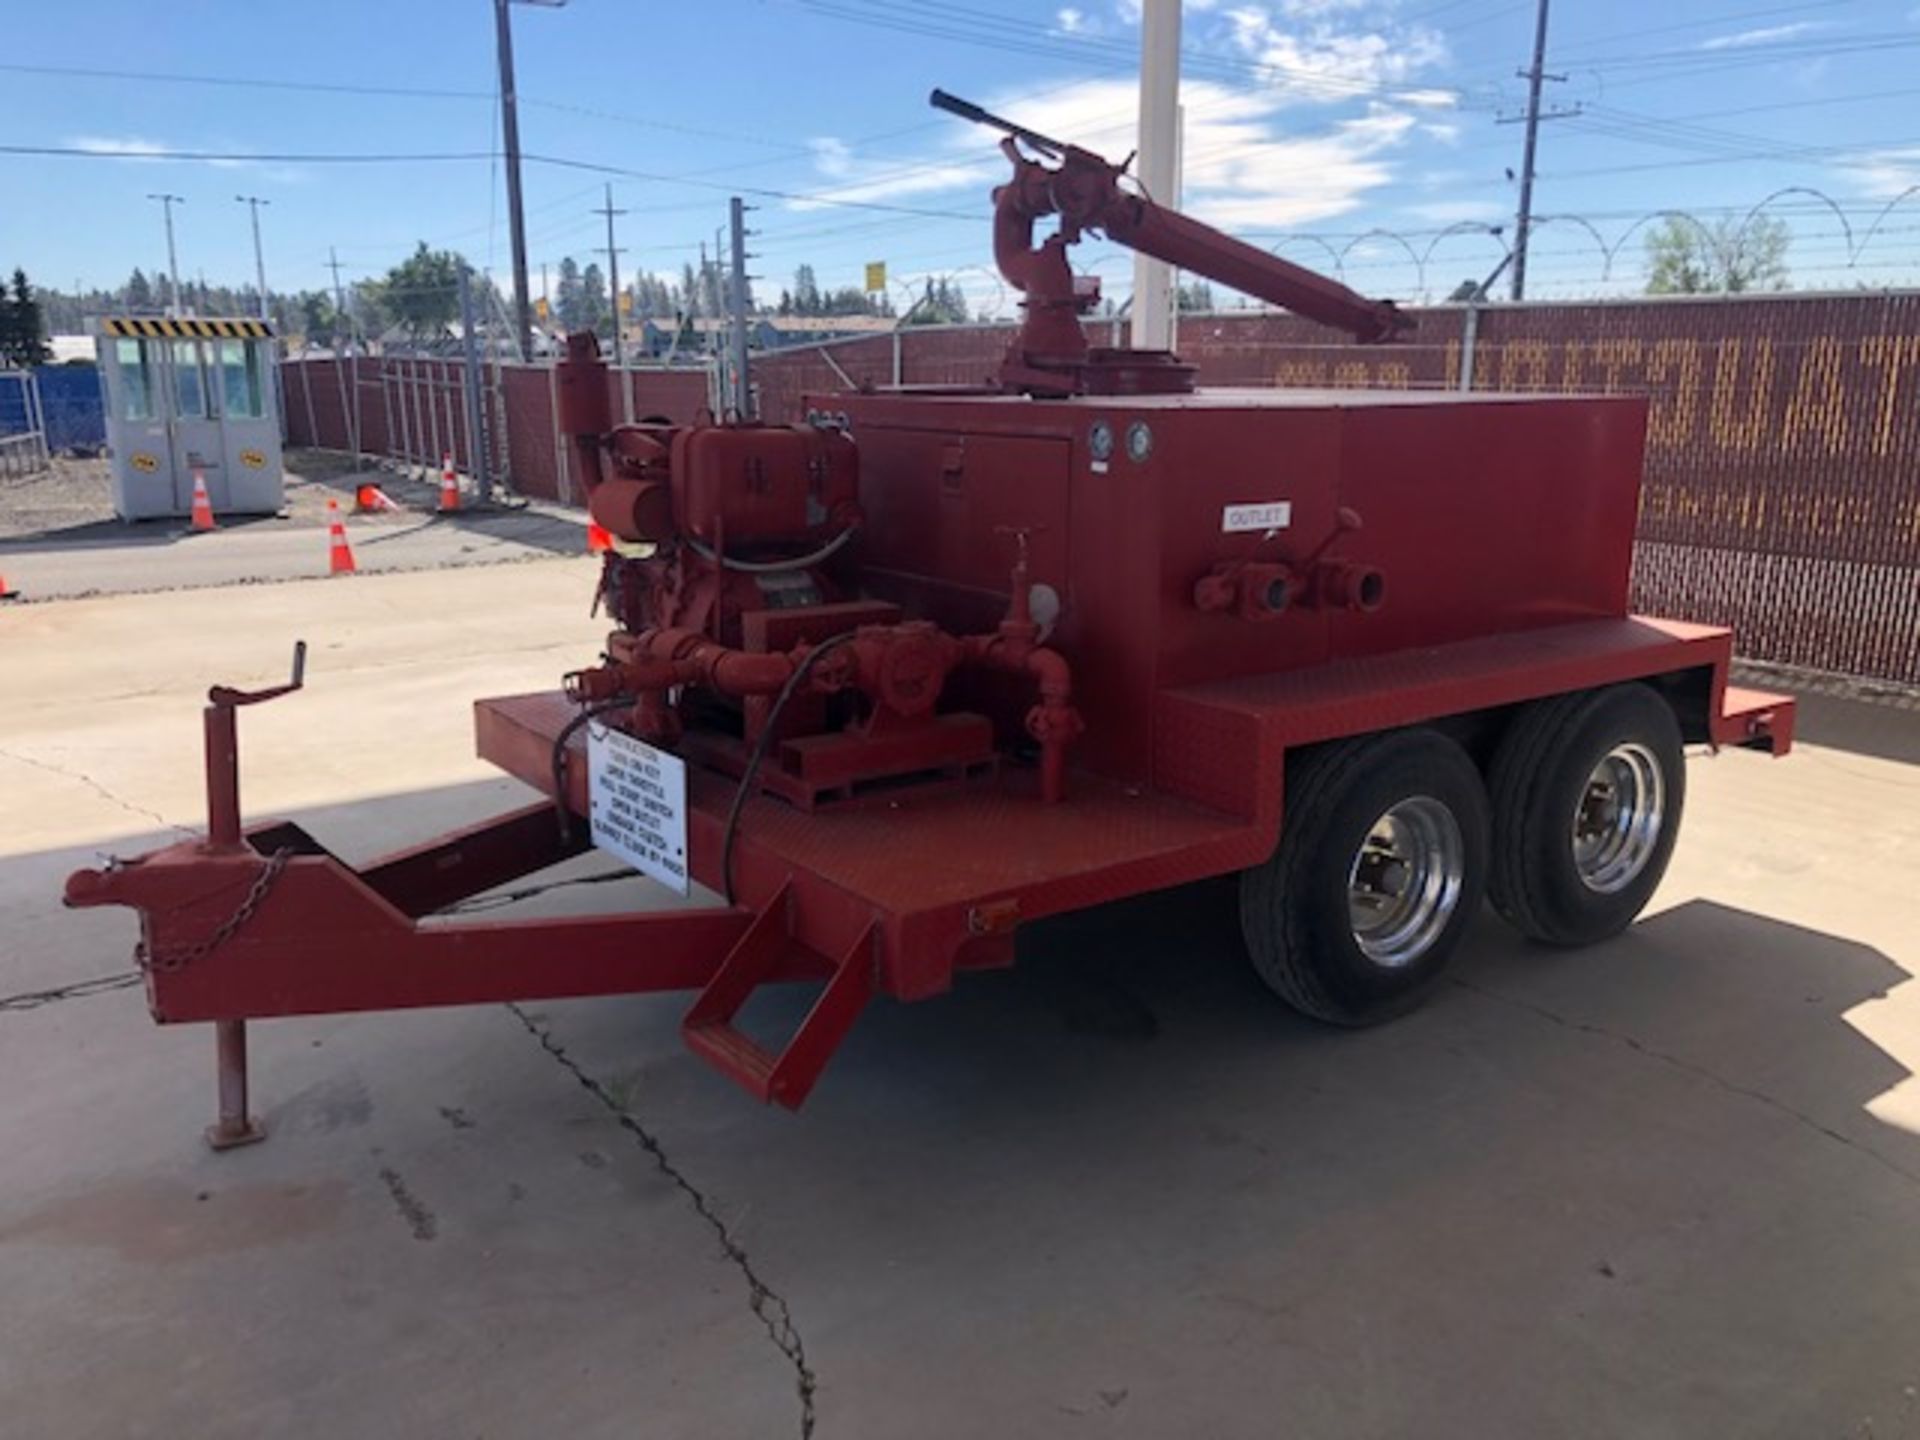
[67,93,1793,1147]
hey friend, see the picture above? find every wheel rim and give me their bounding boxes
[1571,742,1665,894]
[1346,796,1465,968]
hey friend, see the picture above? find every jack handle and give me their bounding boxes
[210,640,307,709]
[205,640,305,851]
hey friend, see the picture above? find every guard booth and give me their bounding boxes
[95,317,283,520]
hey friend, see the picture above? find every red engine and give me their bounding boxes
[554,332,1082,809]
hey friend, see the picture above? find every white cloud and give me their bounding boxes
[1223,3,1448,104]
[67,133,302,182]
[1403,199,1506,224]
[1841,146,1920,198]
[787,153,1003,211]
[798,73,1437,230]
[794,0,1455,236]
[71,135,169,161]
[1272,0,1374,16]
[1699,20,1824,50]
[809,137,854,179]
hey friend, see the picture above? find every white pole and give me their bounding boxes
[1129,0,1181,352]
[237,196,271,320]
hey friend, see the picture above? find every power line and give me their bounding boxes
[3,143,496,164]
[785,0,1491,110]
[1547,0,1869,56]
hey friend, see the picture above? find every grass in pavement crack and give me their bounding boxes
[506,1002,818,1438]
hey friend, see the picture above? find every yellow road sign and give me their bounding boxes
[865,261,887,293]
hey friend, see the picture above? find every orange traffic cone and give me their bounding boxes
[586,518,613,554]
[355,483,400,513]
[326,499,357,576]
[189,469,217,532]
[0,573,18,601]
[437,453,460,514]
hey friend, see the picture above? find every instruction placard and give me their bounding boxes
[587,723,689,895]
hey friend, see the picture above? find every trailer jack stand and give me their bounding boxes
[207,1018,265,1150]
[199,642,305,1152]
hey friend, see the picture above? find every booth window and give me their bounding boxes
[174,340,209,418]
[115,338,155,420]
[220,339,264,419]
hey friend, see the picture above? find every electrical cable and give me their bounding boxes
[438,867,638,915]
[685,527,858,575]
[719,632,859,906]
[550,697,634,841]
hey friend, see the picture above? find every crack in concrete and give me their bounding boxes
[1453,977,1920,1190]
[0,744,196,840]
[507,1003,818,1437]
[0,970,142,1014]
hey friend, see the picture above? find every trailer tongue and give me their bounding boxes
[66,93,1794,1148]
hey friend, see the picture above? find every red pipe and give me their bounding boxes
[634,628,799,695]
[962,634,1082,804]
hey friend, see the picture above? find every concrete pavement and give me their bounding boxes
[0,464,588,601]
[2,561,1917,1439]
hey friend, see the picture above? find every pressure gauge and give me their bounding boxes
[1125,420,1153,463]
[1088,419,1114,463]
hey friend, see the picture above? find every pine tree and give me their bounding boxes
[581,261,608,335]
[0,268,52,367]
[792,264,821,316]
[555,257,584,331]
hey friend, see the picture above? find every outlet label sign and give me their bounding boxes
[587,723,689,895]
[1223,501,1293,533]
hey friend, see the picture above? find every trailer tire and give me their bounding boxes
[1487,682,1685,946]
[1240,728,1490,1026]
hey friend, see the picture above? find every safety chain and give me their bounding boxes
[135,848,293,975]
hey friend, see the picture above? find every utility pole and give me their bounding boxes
[327,247,350,354]
[727,197,753,417]
[147,193,185,317]
[235,195,271,320]
[593,184,632,421]
[491,0,565,363]
[1506,0,1576,301]
[1130,0,1180,351]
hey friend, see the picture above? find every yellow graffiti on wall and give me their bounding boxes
[1861,334,1917,459]
[1265,329,1918,482]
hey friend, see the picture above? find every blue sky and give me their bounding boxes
[4,0,1919,317]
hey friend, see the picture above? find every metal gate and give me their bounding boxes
[0,369,50,479]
